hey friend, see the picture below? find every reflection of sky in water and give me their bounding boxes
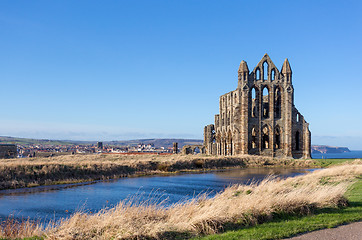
[0,168,313,223]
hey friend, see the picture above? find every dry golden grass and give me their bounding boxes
[0,154,318,190]
[0,153,307,165]
[0,217,44,239]
[29,161,360,240]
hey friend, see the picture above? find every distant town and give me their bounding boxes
[0,136,351,159]
[18,142,171,158]
[0,136,205,158]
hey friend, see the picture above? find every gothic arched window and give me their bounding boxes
[263,61,268,80]
[275,87,281,119]
[271,69,275,81]
[256,68,261,80]
[250,87,258,118]
[295,131,300,150]
[262,87,269,119]
[262,126,269,149]
[275,126,281,149]
[251,127,257,149]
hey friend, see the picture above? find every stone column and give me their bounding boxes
[240,86,249,154]
[303,123,312,159]
[172,142,178,154]
[284,85,293,157]
[270,86,275,157]
[258,87,262,153]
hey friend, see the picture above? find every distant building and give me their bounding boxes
[0,144,17,158]
[172,142,178,154]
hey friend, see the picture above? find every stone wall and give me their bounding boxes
[182,145,206,155]
[0,144,17,158]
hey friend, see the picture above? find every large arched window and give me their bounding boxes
[275,87,281,119]
[256,68,261,80]
[262,87,269,119]
[250,87,258,118]
[263,61,268,80]
[271,69,275,81]
[295,131,300,151]
[216,132,221,155]
[228,131,233,155]
[275,126,281,149]
[223,138,227,155]
[251,127,257,149]
[262,125,269,149]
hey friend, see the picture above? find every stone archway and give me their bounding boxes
[182,145,206,155]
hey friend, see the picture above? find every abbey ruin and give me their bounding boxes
[204,54,311,159]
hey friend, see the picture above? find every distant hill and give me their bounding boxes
[312,145,350,154]
[0,136,74,146]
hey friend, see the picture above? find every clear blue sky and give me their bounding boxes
[0,0,361,149]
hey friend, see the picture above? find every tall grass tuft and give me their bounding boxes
[0,217,44,239]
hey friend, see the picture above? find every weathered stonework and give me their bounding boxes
[204,54,311,159]
[0,144,17,159]
[182,145,206,155]
[173,142,178,154]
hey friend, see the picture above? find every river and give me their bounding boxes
[0,167,316,223]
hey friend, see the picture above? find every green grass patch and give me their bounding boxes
[312,158,358,168]
[195,178,362,240]
[0,236,44,240]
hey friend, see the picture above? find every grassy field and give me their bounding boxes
[0,160,360,240]
[0,154,323,190]
[312,158,358,167]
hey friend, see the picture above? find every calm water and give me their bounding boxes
[312,150,362,159]
[0,168,315,223]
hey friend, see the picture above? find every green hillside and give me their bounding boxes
[0,136,74,146]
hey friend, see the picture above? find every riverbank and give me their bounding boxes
[0,154,324,190]
[198,168,362,240]
[1,160,360,239]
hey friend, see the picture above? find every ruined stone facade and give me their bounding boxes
[204,54,311,159]
[182,145,206,155]
[172,142,178,154]
[0,144,17,159]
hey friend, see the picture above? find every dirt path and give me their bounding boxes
[286,221,362,240]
